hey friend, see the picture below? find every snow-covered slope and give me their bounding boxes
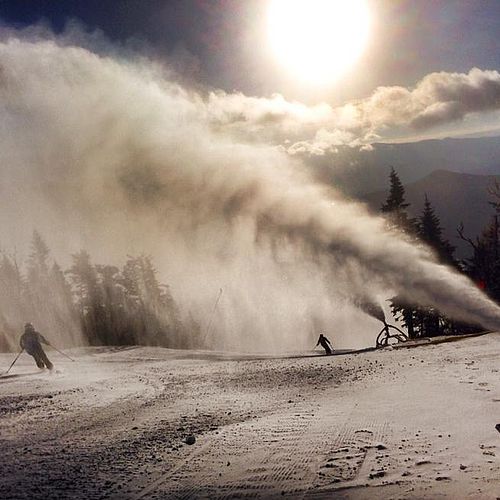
[0,334,498,499]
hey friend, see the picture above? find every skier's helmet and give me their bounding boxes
[24,322,34,331]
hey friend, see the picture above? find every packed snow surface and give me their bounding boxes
[0,334,499,499]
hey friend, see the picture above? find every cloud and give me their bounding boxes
[410,69,500,128]
[204,68,500,154]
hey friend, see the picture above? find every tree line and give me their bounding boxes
[0,232,200,351]
[381,167,500,338]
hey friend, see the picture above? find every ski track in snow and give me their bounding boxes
[0,334,498,499]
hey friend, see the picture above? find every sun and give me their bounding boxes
[267,0,371,85]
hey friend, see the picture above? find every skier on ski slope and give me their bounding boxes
[316,333,334,355]
[19,322,53,370]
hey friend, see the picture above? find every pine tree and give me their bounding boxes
[456,179,500,305]
[27,231,50,280]
[487,179,500,213]
[0,254,23,304]
[67,250,105,345]
[0,253,24,350]
[24,232,53,333]
[381,167,414,232]
[0,235,187,349]
[381,167,417,337]
[50,262,74,305]
[121,255,183,347]
[459,215,500,302]
[95,264,130,345]
[418,195,456,266]
[413,195,458,336]
[48,261,81,345]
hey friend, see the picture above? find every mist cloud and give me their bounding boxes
[1,35,500,350]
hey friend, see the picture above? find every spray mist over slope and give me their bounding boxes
[0,36,499,351]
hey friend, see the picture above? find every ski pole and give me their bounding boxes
[4,349,23,375]
[203,287,223,344]
[49,344,75,362]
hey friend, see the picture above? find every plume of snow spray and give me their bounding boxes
[0,35,499,350]
[356,299,387,325]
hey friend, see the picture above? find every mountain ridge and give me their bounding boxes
[312,135,500,196]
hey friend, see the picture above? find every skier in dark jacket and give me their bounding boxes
[20,323,53,370]
[316,333,333,355]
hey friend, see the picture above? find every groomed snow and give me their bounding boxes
[0,333,498,499]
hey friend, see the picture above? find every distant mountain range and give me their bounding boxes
[311,135,500,196]
[361,170,500,258]
[306,135,500,258]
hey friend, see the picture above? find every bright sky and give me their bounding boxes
[1,0,500,149]
[1,0,500,104]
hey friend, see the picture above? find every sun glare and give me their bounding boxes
[267,0,371,85]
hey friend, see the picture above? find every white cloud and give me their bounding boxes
[205,68,500,154]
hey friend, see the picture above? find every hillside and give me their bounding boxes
[362,170,500,258]
[310,136,500,196]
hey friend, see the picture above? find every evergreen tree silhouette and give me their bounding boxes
[67,250,104,345]
[0,253,24,350]
[459,215,500,303]
[0,236,190,349]
[414,196,457,336]
[381,167,414,232]
[25,231,53,333]
[381,167,417,337]
[418,195,456,265]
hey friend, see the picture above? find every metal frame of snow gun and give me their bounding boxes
[376,322,409,348]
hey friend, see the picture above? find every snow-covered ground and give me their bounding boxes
[0,333,498,499]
